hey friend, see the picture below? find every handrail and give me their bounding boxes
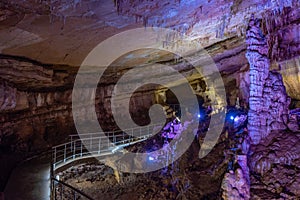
[50,123,164,200]
[69,123,163,141]
[52,123,163,170]
[51,177,94,200]
[68,104,181,140]
[50,103,181,199]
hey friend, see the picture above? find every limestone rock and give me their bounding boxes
[250,131,300,175]
[250,131,300,198]
[221,168,250,200]
[246,15,289,145]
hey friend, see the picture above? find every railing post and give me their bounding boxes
[53,148,57,169]
[80,142,83,157]
[108,133,110,149]
[54,180,57,199]
[53,180,57,200]
[74,190,77,200]
[60,184,63,199]
[73,141,76,159]
[140,127,142,139]
[122,131,125,144]
[70,138,73,156]
[98,137,101,154]
[90,135,92,153]
[113,131,116,144]
[64,144,66,163]
[131,128,134,139]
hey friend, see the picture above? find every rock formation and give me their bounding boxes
[246,14,289,145]
[249,130,300,199]
[221,168,250,200]
[222,12,299,199]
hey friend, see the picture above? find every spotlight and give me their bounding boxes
[197,114,201,118]
[149,156,154,161]
[234,116,239,122]
[230,116,234,120]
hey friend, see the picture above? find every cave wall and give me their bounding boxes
[0,56,159,153]
[0,56,76,152]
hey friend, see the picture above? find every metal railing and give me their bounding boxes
[50,123,163,199]
[51,177,94,200]
[52,123,163,170]
[50,103,181,199]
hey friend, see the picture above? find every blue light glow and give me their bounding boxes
[149,156,154,161]
[197,114,201,118]
[167,9,178,18]
[230,116,234,120]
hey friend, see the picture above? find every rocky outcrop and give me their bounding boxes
[288,108,300,131]
[263,6,300,63]
[0,79,17,111]
[249,130,300,199]
[221,168,250,200]
[0,56,76,152]
[243,12,300,200]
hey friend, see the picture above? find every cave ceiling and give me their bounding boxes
[0,0,280,66]
[0,0,300,99]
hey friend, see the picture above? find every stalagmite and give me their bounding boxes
[246,14,289,144]
[246,14,270,144]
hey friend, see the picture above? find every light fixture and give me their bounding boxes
[149,156,154,161]
[234,117,239,122]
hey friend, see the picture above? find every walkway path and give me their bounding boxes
[4,124,163,200]
[4,154,50,200]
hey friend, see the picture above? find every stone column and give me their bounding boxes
[245,14,270,145]
[246,14,289,145]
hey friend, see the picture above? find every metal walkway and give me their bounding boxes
[50,123,163,199]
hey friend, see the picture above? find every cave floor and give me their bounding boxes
[4,154,50,200]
